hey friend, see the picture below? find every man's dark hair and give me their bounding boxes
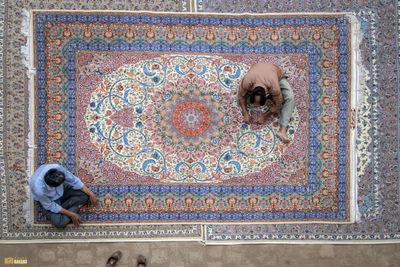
[44,169,65,187]
[249,86,267,106]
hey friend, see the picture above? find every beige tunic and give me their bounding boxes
[238,62,285,113]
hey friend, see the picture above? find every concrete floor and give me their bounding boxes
[0,242,399,267]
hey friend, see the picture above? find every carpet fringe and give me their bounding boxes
[21,8,35,226]
[347,13,369,224]
[348,13,369,110]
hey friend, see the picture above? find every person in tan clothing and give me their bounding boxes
[238,62,295,144]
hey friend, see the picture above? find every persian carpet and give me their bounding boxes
[27,11,357,225]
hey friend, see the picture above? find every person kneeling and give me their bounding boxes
[238,62,295,144]
[29,164,98,228]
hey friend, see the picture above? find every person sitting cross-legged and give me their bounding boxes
[29,164,98,228]
[238,62,295,144]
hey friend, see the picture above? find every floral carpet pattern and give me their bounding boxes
[82,54,304,184]
[31,11,354,224]
[0,0,398,243]
[80,54,302,184]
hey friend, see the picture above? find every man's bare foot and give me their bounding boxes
[277,131,290,144]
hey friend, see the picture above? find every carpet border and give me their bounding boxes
[0,0,7,241]
[203,240,400,245]
[29,9,355,16]
[397,0,400,198]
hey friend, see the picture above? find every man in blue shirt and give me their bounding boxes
[29,164,98,228]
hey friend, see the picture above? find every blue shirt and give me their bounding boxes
[29,164,84,213]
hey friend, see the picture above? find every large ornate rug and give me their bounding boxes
[0,0,399,243]
[27,11,357,224]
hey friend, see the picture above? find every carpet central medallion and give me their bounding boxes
[85,55,300,183]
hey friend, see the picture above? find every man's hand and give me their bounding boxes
[81,185,99,206]
[243,113,251,124]
[238,94,250,124]
[69,212,83,227]
[60,208,83,227]
[255,111,272,124]
[88,192,99,207]
[255,115,267,124]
